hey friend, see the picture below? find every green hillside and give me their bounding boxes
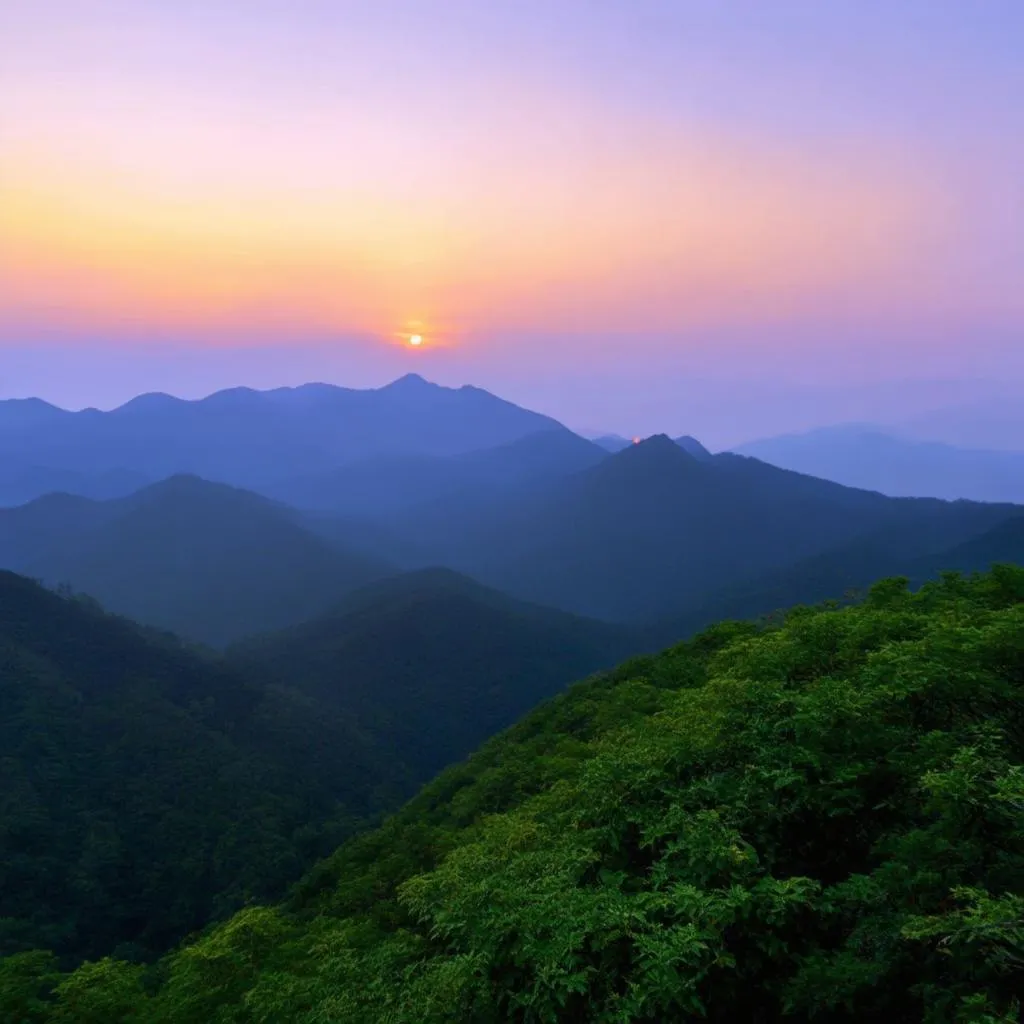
[0,567,641,971]
[0,571,409,962]
[8,565,1022,1022]
[230,568,643,778]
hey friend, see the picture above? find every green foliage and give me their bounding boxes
[0,571,401,962]
[0,952,60,1024]
[0,568,637,967]
[5,566,1024,1021]
[48,959,147,1024]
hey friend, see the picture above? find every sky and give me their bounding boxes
[1,1,1022,444]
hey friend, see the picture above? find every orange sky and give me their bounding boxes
[1,1,1022,410]
[2,123,956,346]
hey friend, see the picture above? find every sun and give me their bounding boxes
[408,334,423,347]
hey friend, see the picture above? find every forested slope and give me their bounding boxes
[662,512,1024,639]
[0,568,639,970]
[0,572,407,962]
[7,565,1022,1022]
[394,435,1019,623]
[1,476,391,647]
[230,568,642,777]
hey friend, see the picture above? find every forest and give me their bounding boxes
[4,2,1022,1016]
[2,565,1021,1022]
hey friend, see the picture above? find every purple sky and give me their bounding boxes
[1,1,1022,445]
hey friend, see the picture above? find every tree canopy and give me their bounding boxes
[5,565,1022,1022]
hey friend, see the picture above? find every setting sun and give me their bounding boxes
[408,334,423,347]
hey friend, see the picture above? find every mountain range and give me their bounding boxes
[365,433,1021,623]
[0,476,392,647]
[734,424,1024,503]
[2,370,1024,1015]
[0,374,560,503]
[2,419,1022,646]
[5,376,1022,515]
[0,566,636,961]
[260,425,607,516]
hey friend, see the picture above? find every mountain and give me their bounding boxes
[0,400,152,506]
[0,466,151,508]
[904,513,1024,580]
[262,427,607,515]
[0,376,565,501]
[0,571,407,961]
[663,510,1024,637]
[19,566,1024,1021]
[393,434,1020,623]
[0,397,69,432]
[0,565,650,965]
[230,568,646,778]
[0,476,392,646]
[590,433,714,459]
[590,433,634,452]
[674,434,713,460]
[456,427,608,484]
[733,424,1024,502]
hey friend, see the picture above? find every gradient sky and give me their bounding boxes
[2,1,1022,444]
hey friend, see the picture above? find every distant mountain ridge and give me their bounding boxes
[261,426,607,514]
[0,375,566,504]
[674,434,713,460]
[590,434,634,452]
[0,475,392,646]
[662,510,1024,639]
[734,424,1024,503]
[5,372,1023,646]
[591,433,712,459]
[377,433,1022,624]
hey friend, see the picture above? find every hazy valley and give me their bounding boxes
[0,363,1021,1024]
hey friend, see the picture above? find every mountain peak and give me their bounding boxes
[674,435,713,461]
[0,396,69,428]
[381,372,437,392]
[1,397,61,411]
[132,473,224,498]
[113,392,182,414]
[631,433,686,454]
[127,473,271,508]
[199,386,264,407]
[589,433,704,480]
[590,434,634,453]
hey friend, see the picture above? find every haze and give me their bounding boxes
[2,1,1023,444]
[4,5,1024,1013]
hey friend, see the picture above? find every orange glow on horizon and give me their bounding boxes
[0,141,957,344]
[1,2,1020,359]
